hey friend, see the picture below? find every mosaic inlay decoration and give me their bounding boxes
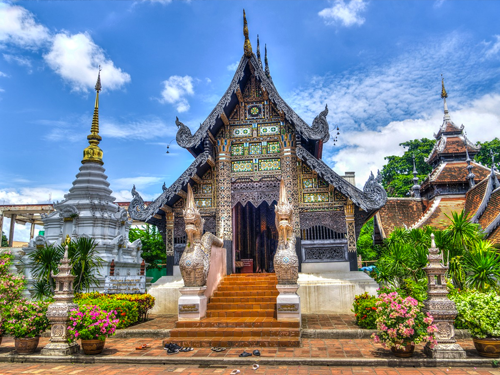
[302,164,312,174]
[318,178,329,188]
[303,178,314,189]
[247,104,263,118]
[232,160,253,172]
[202,184,212,194]
[259,124,280,136]
[258,158,281,171]
[195,198,212,208]
[267,141,280,154]
[231,144,244,156]
[249,143,262,155]
[232,127,252,137]
[303,193,329,203]
[334,190,347,201]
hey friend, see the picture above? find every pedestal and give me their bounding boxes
[276,284,301,324]
[424,342,466,359]
[178,286,207,321]
[41,302,80,356]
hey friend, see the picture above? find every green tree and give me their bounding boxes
[129,224,165,270]
[28,244,63,291]
[475,138,500,168]
[67,237,103,293]
[1,231,8,247]
[381,138,436,197]
[356,218,379,261]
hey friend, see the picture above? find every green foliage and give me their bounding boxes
[352,292,378,329]
[1,232,8,247]
[129,225,165,270]
[3,300,50,338]
[462,246,500,292]
[67,237,103,293]
[475,138,500,168]
[356,218,379,261]
[451,291,500,338]
[28,244,63,290]
[76,297,138,329]
[381,138,436,197]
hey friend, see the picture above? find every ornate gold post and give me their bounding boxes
[216,138,233,273]
[166,211,174,275]
[281,133,301,237]
[344,199,357,271]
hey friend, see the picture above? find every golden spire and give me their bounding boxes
[441,74,448,98]
[243,9,253,57]
[82,67,103,165]
[441,74,450,120]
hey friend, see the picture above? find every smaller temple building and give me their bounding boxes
[375,79,500,245]
[22,71,144,292]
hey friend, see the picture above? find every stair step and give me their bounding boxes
[213,291,279,298]
[175,318,299,329]
[210,297,277,303]
[206,309,275,318]
[217,285,277,292]
[207,303,276,310]
[164,336,300,348]
[170,327,300,338]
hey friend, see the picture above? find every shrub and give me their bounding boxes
[3,300,50,338]
[77,298,138,329]
[451,291,500,338]
[68,305,119,341]
[352,292,378,329]
[372,291,438,350]
[0,252,26,310]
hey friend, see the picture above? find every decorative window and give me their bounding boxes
[259,124,280,136]
[232,127,251,137]
[232,160,253,172]
[303,193,329,203]
[267,141,280,154]
[231,144,244,156]
[195,199,212,208]
[249,143,262,155]
[202,184,212,194]
[258,158,281,171]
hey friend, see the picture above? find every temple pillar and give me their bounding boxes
[165,212,174,276]
[30,220,36,240]
[0,212,3,245]
[216,139,232,274]
[344,200,357,271]
[8,214,16,247]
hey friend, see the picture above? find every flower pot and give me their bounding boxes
[473,338,500,358]
[14,337,40,354]
[391,344,415,358]
[81,339,105,355]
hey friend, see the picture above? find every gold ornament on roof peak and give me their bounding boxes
[82,67,104,165]
[441,74,448,99]
[243,9,253,57]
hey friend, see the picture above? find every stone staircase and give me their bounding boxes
[168,273,301,347]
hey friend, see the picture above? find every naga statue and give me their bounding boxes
[273,179,299,285]
[179,184,223,287]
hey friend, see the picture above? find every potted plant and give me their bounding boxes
[372,291,438,357]
[453,291,500,358]
[68,305,118,355]
[3,300,50,354]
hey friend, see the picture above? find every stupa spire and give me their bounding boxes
[441,74,450,121]
[464,134,475,188]
[82,67,103,165]
[243,10,252,57]
[412,154,421,198]
[265,44,271,79]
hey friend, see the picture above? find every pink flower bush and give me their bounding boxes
[371,292,438,350]
[67,305,119,341]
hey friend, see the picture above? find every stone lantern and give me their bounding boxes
[422,234,465,359]
[41,246,80,355]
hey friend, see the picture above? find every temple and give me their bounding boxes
[129,11,387,282]
[375,77,500,244]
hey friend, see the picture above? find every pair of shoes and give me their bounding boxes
[239,351,252,357]
[211,346,226,352]
[230,370,240,375]
[253,350,261,356]
[164,342,182,354]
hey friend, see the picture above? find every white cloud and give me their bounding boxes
[331,94,500,188]
[141,0,173,4]
[484,35,500,59]
[227,61,239,71]
[0,3,51,48]
[44,32,131,92]
[3,53,32,69]
[318,0,368,27]
[433,0,446,8]
[159,75,194,112]
[0,187,66,205]
[111,176,163,191]
[0,70,6,77]
[101,118,176,140]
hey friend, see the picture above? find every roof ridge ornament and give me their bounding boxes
[464,132,475,188]
[412,153,421,198]
[243,10,252,57]
[441,74,450,121]
[82,66,104,165]
[265,44,271,79]
[256,35,262,67]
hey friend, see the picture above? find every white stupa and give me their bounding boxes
[23,70,143,292]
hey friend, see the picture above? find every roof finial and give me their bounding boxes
[441,74,450,121]
[82,66,103,165]
[412,153,421,198]
[257,35,262,67]
[490,149,500,189]
[464,133,475,188]
[265,44,271,79]
[243,10,252,57]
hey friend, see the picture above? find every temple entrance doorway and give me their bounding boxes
[233,201,278,273]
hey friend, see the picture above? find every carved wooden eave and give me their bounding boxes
[174,53,330,158]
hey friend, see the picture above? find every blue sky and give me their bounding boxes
[1,0,500,241]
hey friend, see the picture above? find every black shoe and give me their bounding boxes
[253,350,261,356]
[239,351,252,357]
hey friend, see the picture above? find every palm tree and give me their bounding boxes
[65,237,103,293]
[28,244,63,292]
[462,242,500,292]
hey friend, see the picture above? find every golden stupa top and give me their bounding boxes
[441,75,448,99]
[243,10,253,57]
[82,68,104,165]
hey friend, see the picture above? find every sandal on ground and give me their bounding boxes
[230,371,241,375]
[253,349,260,356]
[253,364,260,370]
[239,351,252,357]
[166,349,179,355]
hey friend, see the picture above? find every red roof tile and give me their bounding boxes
[376,198,427,237]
